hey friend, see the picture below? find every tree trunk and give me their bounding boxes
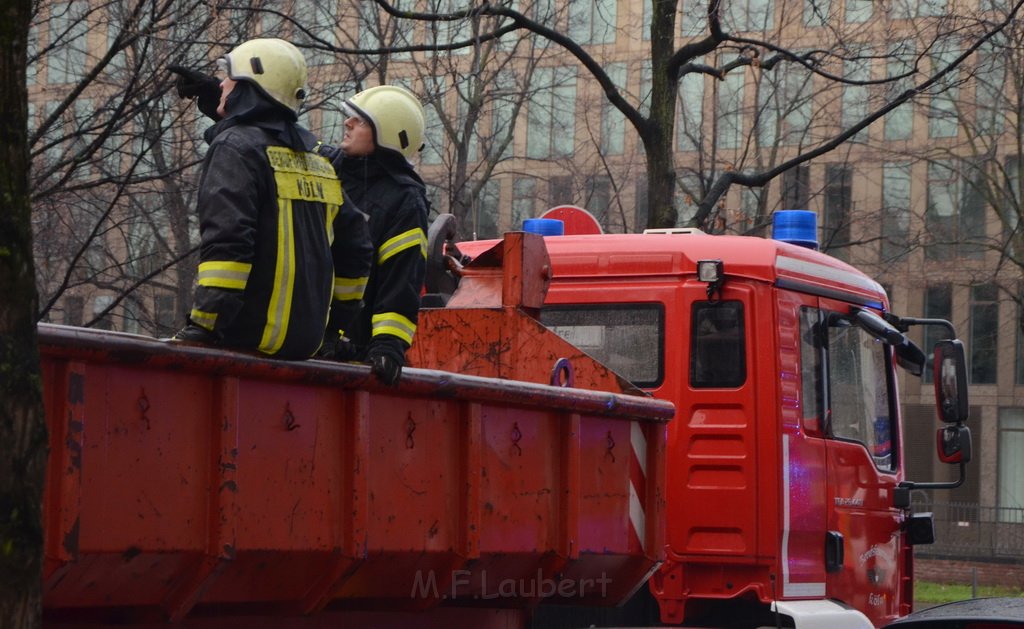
[0,1,47,627]
[645,0,679,230]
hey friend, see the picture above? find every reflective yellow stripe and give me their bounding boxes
[325,203,340,245]
[371,312,416,345]
[189,308,217,330]
[259,199,296,354]
[266,146,343,205]
[378,228,427,265]
[197,261,252,290]
[334,276,368,302]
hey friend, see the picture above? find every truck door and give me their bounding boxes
[812,297,902,627]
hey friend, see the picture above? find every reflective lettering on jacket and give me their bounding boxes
[259,147,343,354]
[266,147,343,205]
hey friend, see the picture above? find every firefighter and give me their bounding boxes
[170,39,373,360]
[315,85,430,387]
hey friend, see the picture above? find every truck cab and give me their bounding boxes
[443,212,968,628]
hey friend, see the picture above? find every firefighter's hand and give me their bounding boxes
[168,65,222,121]
[317,334,361,362]
[365,338,405,386]
[171,323,219,345]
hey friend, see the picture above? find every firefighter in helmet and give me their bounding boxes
[315,85,431,386]
[170,39,373,359]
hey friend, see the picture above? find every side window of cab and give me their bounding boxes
[800,305,896,471]
[690,301,746,388]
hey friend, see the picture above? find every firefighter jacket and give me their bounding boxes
[189,113,372,359]
[322,147,429,353]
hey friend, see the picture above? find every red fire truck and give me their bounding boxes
[38,212,987,628]
[431,208,976,628]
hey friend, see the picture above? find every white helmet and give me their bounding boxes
[222,38,308,113]
[344,85,425,161]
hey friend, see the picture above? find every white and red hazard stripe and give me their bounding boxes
[629,421,648,551]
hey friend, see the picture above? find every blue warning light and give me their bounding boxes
[772,210,818,250]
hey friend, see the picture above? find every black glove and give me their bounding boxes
[317,334,361,362]
[365,337,406,386]
[168,64,222,121]
[172,323,219,345]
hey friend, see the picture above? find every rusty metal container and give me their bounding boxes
[40,232,673,627]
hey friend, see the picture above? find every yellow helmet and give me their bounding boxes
[344,85,425,161]
[222,38,307,113]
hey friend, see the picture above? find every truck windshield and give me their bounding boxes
[827,316,895,471]
[540,304,664,387]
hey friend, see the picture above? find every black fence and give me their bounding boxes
[911,497,1024,562]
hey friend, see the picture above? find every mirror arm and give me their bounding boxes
[898,463,966,492]
[885,315,957,339]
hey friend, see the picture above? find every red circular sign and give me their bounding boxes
[539,205,604,235]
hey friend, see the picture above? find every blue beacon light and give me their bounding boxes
[522,218,565,236]
[772,210,819,250]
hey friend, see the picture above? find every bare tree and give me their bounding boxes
[364,0,1024,231]
[0,0,46,626]
[28,0,264,334]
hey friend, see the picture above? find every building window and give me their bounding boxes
[1016,291,1024,385]
[803,0,831,26]
[892,0,947,19]
[970,283,999,384]
[486,69,517,161]
[756,54,813,148]
[923,284,952,384]
[781,164,810,210]
[585,176,612,229]
[928,41,960,139]
[822,164,852,260]
[425,0,470,57]
[63,296,84,327]
[422,99,444,166]
[548,175,573,207]
[568,0,616,45]
[998,409,1024,522]
[925,160,986,261]
[155,294,177,335]
[680,0,708,36]
[92,295,114,330]
[526,66,576,159]
[975,37,1007,136]
[602,63,627,155]
[726,0,774,31]
[881,163,911,262]
[635,179,649,231]
[715,54,745,150]
[512,177,536,229]
[884,41,916,141]
[677,65,705,152]
[842,57,870,142]
[46,1,88,85]
[845,0,872,22]
[473,179,500,239]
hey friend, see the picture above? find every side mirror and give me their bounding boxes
[936,424,972,464]
[933,339,968,424]
[852,308,926,376]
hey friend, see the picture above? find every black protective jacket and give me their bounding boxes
[190,85,372,359]
[320,146,429,354]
